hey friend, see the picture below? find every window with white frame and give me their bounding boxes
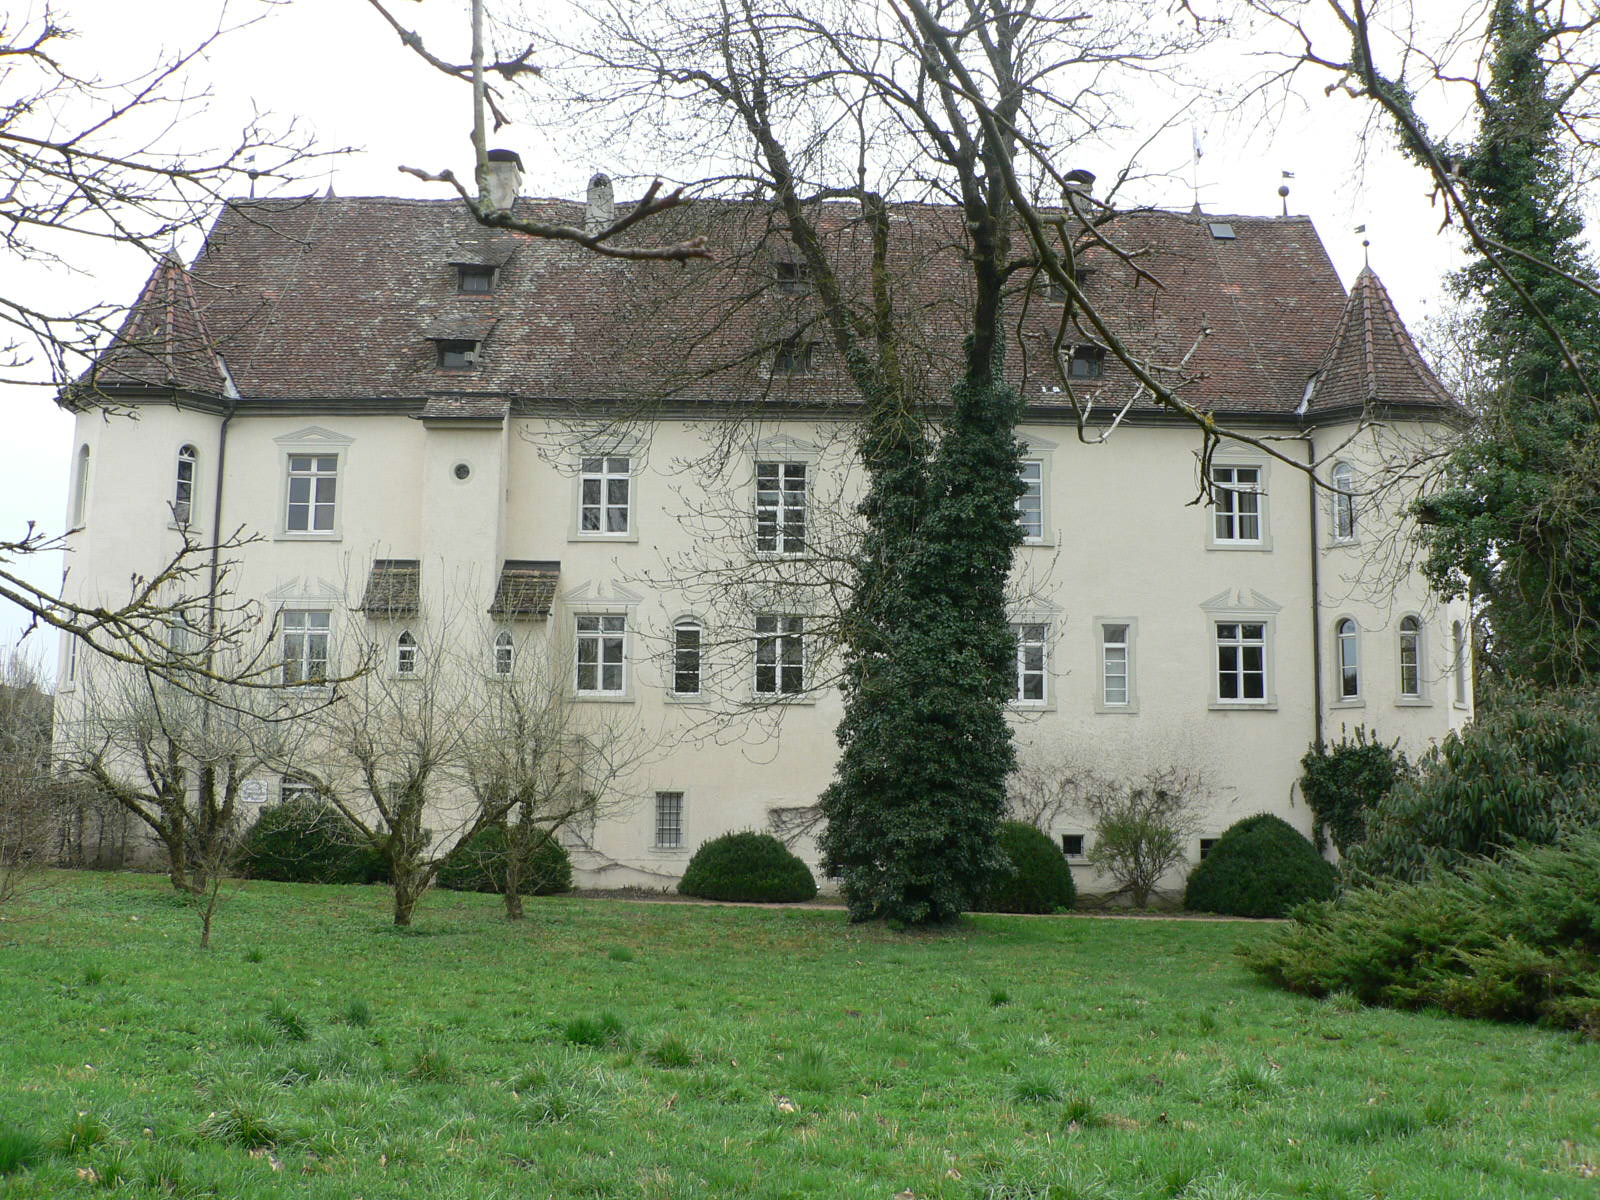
[576,614,626,695]
[281,609,331,684]
[71,444,90,527]
[395,630,418,676]
[1101,622,1131,708]
[755,462,807,553]
[1211,465,1263,543]
[1330,461,1356,541]
[1335,617,1360,700]
[1215,621,1267,702]
[173,444,198,526]
[654,791,684,849]
[579,456,631,535]
[493,630,514,676]
[1012,622,1048,704]
[1453,620,1468,705]
[1398,616,1423,699]
[673,619,702,696]
[1018,459,1044,542]
[754,615,804,696]
[65,636,78,686]
[285,454,338,533]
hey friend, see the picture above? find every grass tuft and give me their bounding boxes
[608,947,635,962]
[408,1039,457,1082]
[342,998,373,1028]
[563,1012,625,1048]
[0,1128,45,1175]
[787,1045,836,1093]
[1318,1107,1424,1144]
[265,997,311,1042]
[80,965,106,987]
[648,1035,695,1069]
[1061,1095,1101,1128]
[54,1109,109,1156]
[242,947,266,964]
[1011,1075,1061,1106]
[195,1081,281,1148]
[989,987,1011,1007]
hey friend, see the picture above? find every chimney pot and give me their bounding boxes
[1063,168,1096,202]
[586,173,615,235]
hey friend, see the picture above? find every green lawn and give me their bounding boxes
[1,872,1596,1199]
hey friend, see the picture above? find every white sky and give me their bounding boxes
[1,0,1485,677]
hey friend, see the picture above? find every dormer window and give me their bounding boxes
[1066,344,1105,380]
[1044,266,1093,302]
[774,260,810,294]
[457,264,495,294]
[773,336,815,375]
[436,339,480,370]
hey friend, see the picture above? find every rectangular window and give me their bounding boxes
[579,456,631,535]
[457,264,495,294]
[1211,465,1262,543]
[1012,622,1047,704]
[655,791,684,849]
[673,621,702,696]
[286,455,338,533]
[755,462,807,553]
[1067,344,1104,379]
[281,776,318,805]
[1101,623,1130,707]
[1215,621,1266,702]
[1018,460,1044,541]
[281,609,331,684]
[1200,837,1219,859]
[436,339,479,369]
[1061,833,1085,858]
[576,614,626,694]
[754,615,804,696]
[174,445,197,526]
[774,260,810,294]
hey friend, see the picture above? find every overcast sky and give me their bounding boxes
[1,0,1486,676]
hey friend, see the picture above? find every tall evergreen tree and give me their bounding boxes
[1356,0,1600,685]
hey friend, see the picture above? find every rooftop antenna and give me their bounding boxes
[1279,170,1294,217]
[1190,126,1203,213]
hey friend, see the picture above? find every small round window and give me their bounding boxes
[453,462,471,481]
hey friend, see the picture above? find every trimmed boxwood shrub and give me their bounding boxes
[435,824,572,896]
[1184,814,1336,918]
[236,798,386,885]
[976,821,1076,914]
[678,831,817,903]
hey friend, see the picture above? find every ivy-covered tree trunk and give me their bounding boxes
[820,348,1024,923]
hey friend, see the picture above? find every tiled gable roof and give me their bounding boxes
[83,196,1453,421]
[1304,267,1456,416]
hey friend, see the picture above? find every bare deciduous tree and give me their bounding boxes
[0,653,56,906]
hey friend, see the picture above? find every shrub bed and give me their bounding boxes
[976,821,1075,914]
[1184,814,1336,918]
[236,799,385,885]
[435,825,572,895]
[678,831,817,903]
[1243,829,1600,1034]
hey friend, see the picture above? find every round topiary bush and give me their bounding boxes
[678,831,817,903]
[1184,814,1336,918]
[236,798,386,885]
[435,825,572,895]
[976,821,1076,914]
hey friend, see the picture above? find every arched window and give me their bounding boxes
[1330,461,1355,540]
[1398,616,1422,698]
[71,444,91,527]
[493,630,514,676]
[1453,621,1468,705]
[673,618,702,696]
[396,630,417,676]
[173,444,198,526]
[1336,617,1360,700]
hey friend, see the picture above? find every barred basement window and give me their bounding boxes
[655,791,684,849]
